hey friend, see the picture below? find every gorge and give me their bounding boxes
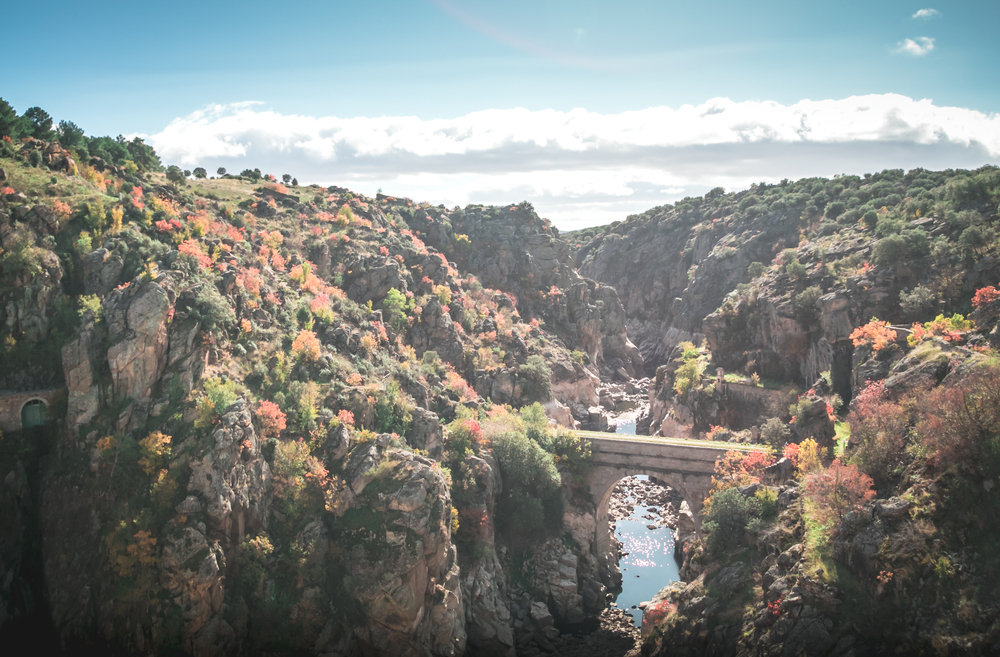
[2,129,1000,656]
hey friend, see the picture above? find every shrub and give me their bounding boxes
[382,287,410,331]
[850,318,897,352]
[195,377,240,427]
[748,261,766,279]
[760,417,790,449]
[900,285,935,318]
[805,460,875,522]
[917,364,1000,477]
[785,258,807,281]
[797,438,825,477]
[518,355,552,403]
[256,400,287,439]
[191,284,235,334]
[292,329,321,362]
[873,234,909,266]
[138,431,172,475]
[704,487,757,554]
[792,285,823,324]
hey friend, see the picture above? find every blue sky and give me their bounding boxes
[3,1,999,228]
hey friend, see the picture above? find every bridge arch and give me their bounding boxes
[581,435,765,559]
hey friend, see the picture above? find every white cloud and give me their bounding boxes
[896,37,935,55]
[148,94,1000,230]
[912,8,940,19]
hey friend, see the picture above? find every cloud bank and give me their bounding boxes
[148,95,1000,230]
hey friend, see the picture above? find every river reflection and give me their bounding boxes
[611,476,681,626]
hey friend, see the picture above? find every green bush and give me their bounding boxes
[785,258,807,280]
[704,487,758,554]
[793,285,823,324]
[873,234,909,266]
[760,417,790,449]
[518,355,552,403]
[191,284,236,335]
[747,261,765,279]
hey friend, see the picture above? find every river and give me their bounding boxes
[610,476,682,626]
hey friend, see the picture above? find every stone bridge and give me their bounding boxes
[577,432,767,557]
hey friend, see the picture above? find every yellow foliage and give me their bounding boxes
[138,431,172,475]
[797,438,825,477]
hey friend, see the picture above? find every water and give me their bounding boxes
[612,401,640,435]
[612,476,682,626]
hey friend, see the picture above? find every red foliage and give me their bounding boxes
[177,239,211,270]
[782,442,800,466]
[916,364,1000,472]
[256,400,287,439]
[805,459,875,521]
[972,285,1000,309]
[337,409,355,427]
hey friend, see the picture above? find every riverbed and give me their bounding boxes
[608,476,683,626]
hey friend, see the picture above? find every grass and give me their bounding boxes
[834,421,851,457]
[2,157,107,206]
[801,498,837,583]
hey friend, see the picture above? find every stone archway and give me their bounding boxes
[20,398,48,429]
[589,466,710,558]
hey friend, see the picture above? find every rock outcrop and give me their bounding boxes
[342,439,467,656]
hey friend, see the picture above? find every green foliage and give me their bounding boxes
[518,355,552,403]
[760,417,790,449]
[195,377,240,427]
[78,294,103,322]
[792,285,823,324]
[672,341,706,399]
[190,284,236,334]
[703,487,758,554]
[755,487,778,519]
[165,165,185,184]
[493,428,562,543]
[747,261,765,279]
[382,287,410,331]
[873,234,910,266]
[785,258,807,280]
[899,285,935,318]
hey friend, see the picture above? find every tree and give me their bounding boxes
[217,167,227,176]
[22,106,55,140]
[282,174,292,184]
[183,169,192,178]
[57,120,87,152]
[704,487,757,553]
[256,400,287,439]
[193,167,207,179]
[806,460,875,522]
[0,98,27,140]
[850,318,897,352]
[760,417,790,449]
[292,177,298,186]
[126,136,161,171]
[382,287,409,331]
[165,165,186,184]
[518,355,552,403]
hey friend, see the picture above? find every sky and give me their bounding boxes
[3,0,999,230]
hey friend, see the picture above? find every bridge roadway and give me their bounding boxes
[574,430,768,556]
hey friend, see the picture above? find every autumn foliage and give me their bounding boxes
[806,459,875,522]
[292,329,321,361]
[256,400,287,438]
[850,318,897,352]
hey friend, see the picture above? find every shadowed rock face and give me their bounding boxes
[401,204,644,378]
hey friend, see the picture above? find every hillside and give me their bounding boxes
[2,103,1000,657]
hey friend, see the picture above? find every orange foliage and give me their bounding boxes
[850,319,897,351]
[292,329,321,361]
